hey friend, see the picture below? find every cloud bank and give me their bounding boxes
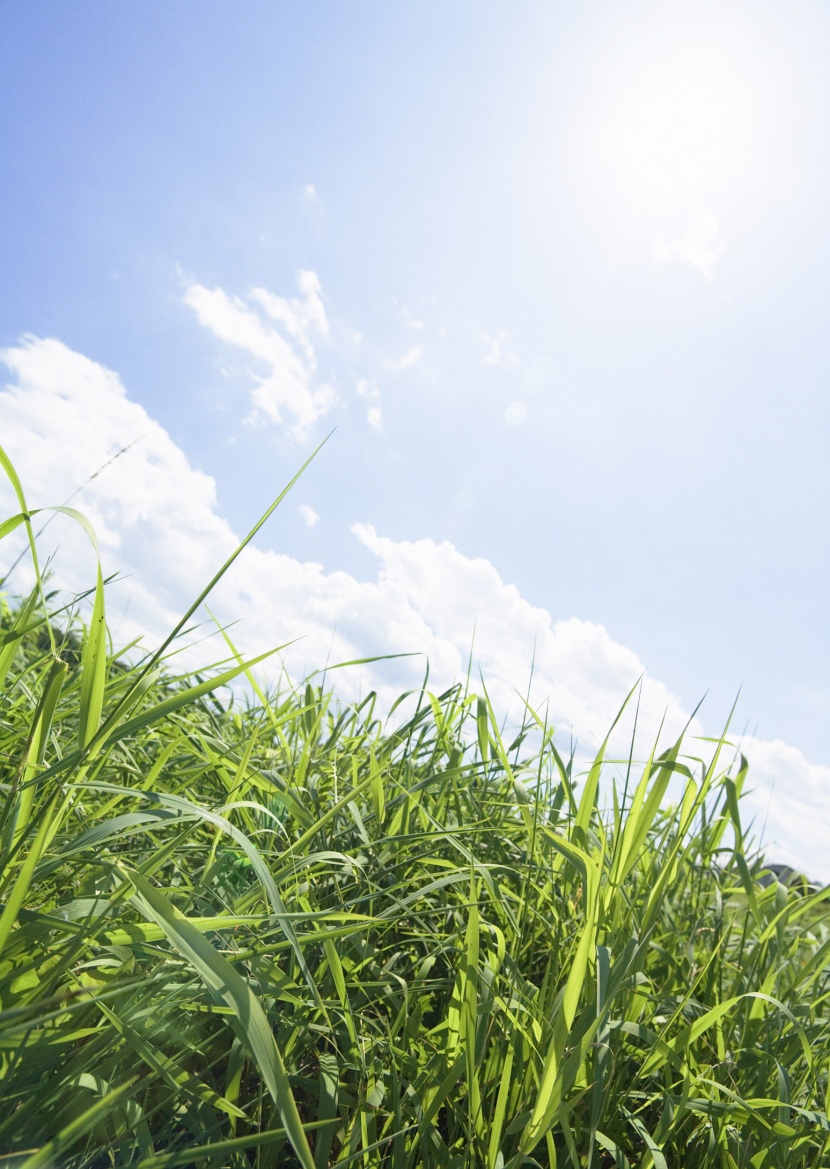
[0,335,827,880]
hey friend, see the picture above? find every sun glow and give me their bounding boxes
[566,10,798,277]
[597,53,752,215]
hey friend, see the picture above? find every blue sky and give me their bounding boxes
[3,2,830,875]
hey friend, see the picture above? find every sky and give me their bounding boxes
[2,1,830,877]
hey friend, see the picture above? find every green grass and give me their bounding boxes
[1,446,829,1168]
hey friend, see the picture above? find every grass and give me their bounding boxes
[1,445,829,1168]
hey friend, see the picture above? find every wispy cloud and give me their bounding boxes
[184,271,335,440]
[654,204,721,280]
[392,345,422,370]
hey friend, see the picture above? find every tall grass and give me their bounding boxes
[1,447,829,1168]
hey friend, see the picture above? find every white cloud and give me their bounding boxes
[735,738,830,882]
[1,336,829,880]
[251,271,329,352]
[355,377,379,401]
[654,204,721,280]
[299,504,320,528]
[0,336,234,643]
[392,346,422,370]
[0,339,676,746]
[355,379,382,429]
[184,272,335,440]
[347,521,690,749]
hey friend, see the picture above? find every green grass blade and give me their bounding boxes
[123,867,316,1169]
[78,563,107,748]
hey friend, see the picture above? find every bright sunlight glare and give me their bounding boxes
[561,9,804,277]
[598,54,752,212]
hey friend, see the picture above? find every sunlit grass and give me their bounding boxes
[1,446,829,1169]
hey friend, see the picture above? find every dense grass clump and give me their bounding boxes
[1,451,829,1168]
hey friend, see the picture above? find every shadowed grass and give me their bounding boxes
[1,450,829,1168]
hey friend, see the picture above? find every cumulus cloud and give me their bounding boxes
[184,272,335,440]
[0,337,682,746]
[346,522,696,751]
[0,336,232,641]
[654,204,721,280]
[736,738,830,882]
[1,335,828,879]
[299,504,320,528]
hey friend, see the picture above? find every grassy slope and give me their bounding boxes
[1,463,829,1168]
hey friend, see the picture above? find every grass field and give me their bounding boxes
[1,446,829,1168]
